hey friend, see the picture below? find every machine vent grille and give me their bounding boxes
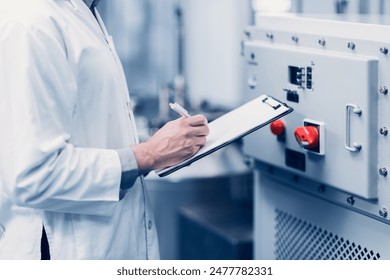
[274,209,381,260]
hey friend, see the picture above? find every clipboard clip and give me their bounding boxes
[262,96,281,110]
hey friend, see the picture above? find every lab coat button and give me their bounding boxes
[148,220,153,230]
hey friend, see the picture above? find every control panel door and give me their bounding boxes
[244,42,378,199]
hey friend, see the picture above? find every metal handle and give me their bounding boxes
[345,104,362,152]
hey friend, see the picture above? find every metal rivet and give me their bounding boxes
[380,46,388,54]
[379,168,388,177]
[347,196,355,206]
[379,208,388,218]
[379,86,388,95]
[318,38,326,46]
[292,36,299,43]
[347,42,355,50]
[266,33,274,40]
[380,127,388,136]
[318,185,326,193]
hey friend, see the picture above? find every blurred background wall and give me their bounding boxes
[98,0,390,113]
[99,0,252,110]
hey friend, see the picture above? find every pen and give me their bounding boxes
[169,102,191,118]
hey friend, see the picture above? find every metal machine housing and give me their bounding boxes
[242,14,390,259]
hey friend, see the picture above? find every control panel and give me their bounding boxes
[241,15,390,222]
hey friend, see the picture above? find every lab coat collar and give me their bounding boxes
[68,0,109,42]
[68,0,94,17]
[82,0,94,8]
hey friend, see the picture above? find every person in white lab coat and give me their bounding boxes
[0,0,209,259]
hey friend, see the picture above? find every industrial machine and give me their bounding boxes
[242,14,390,259]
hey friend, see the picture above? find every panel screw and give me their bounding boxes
[318,38,326,46]
[292,36,299,43]
[379,86,388,95]
[347,196,355,206]
[347,42,355,50]
[379,168,388,177]
[266,33,274,40]
[380,127,388,136]
[380,46,388,54]
[379,207,388,218]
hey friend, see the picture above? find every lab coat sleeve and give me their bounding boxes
[117,148,139,191]
[0,22,123,216]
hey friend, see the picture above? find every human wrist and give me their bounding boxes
[131,142,155,174]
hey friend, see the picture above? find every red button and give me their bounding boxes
[294,126,319,149]
[270,120,285,136]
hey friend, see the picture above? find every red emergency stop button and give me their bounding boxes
[270,120,285,136]
[294,126,319,149]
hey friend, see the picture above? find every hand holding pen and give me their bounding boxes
[132,101,209,172]
[169,102,191,118]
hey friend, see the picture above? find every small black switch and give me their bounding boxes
[286,90,299,103]
[306,67,313,89]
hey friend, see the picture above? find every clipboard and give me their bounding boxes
[156,94,293,177]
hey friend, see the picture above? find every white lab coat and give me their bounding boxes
[0,0,159,259]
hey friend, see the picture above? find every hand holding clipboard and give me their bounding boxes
[156,94,293,177]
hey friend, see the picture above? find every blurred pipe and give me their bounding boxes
[294,0,303,13]
[175,3,184,76]
[359,0,369,14]
[379,0,385,14]
[335,0,349,14]
[172,2,186,107]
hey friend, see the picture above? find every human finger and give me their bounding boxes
[188,124,209,137]
[187,114,208,126]
[193,135,207,147]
